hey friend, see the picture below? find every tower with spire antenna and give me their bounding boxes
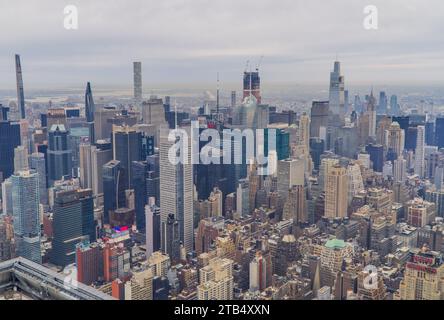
[243,59,261,104]
[328,60,345,118]
[367,88,377,137]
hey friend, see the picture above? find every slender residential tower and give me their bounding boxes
[133,62,142,110]
[15,54,26,119]
[85,82,95,143]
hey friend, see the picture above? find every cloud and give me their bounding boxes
[0,0,444,89]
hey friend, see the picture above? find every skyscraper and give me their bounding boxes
[282,185,307,224]
[324,165,348,219]
[79,143,93,189]
[14,145,28,172]
[29,152,48,205]
[112,125,142,191]
[386,122,405,159]
[310,101,329,139]
[366,143,384,172]
[91,140,113,198]
[84,82,95,121]
[103,160,126,224]
[231,91,236,109]
[328,61,345,118]
[390,95,400,116]
[277,158,304,201]
[249,253,269,292]
[243,70,261,104]
[15,54,26,120]
[145,197,161,257]
[133,61,142,109]
[0,107,21,179]
[51,189,94,267]
[161,213,181,264]
[11,170,41,264]
[435,118,444,149]
[298,113,310,151]
[394,157,407,183]
[159,128,194,253]
[141,97,166,126]
[132,160,150,231]
[367,90,377,137]
[378,91,388,114]
[47,124,72,185]
[85,82,95,143]
[415,125,425,177]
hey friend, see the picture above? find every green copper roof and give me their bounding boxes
[325,239,346,249]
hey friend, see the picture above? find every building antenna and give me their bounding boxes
[174,99,178,130]
[216,72,220,114]
[249,67,253,98]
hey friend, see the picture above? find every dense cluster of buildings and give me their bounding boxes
[2,55,444,300]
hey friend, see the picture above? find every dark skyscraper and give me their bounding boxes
[366,143,384,172]
[310,138,325,171]
[85,82,95,143]
[15,54,26,120]
[51,189,94,267]
[85,82,95,122]
[131,161,149,231]
[47,124,72,185]
[436,118,444,149]
[0,106,21,179]
[378,91,387,114]
[425,121,435,146]
[102,160,126,224]
[161,213,181,264]
[405,127,418,151]
[112,125,142,191]
[243,70,261,104]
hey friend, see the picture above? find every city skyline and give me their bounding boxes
[3,0,444,305]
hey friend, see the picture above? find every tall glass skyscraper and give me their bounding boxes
[29,152,48,205]
[328,61,345,118]
[15,54,26,120]
[11,170,41,264]
[159,128,194,254]
[102,160,126,224]
[47,124,72,185]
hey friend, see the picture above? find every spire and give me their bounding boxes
[174,99,178,130]
[216,72,220,114]
[15,54,26,120]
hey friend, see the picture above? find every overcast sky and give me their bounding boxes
[1,0,444,89]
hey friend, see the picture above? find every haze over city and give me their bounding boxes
[1,0,444,89]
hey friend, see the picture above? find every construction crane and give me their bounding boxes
[244,60,250,73]
[256,55,264,71]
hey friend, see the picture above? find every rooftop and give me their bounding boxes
[325,238,347,250]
